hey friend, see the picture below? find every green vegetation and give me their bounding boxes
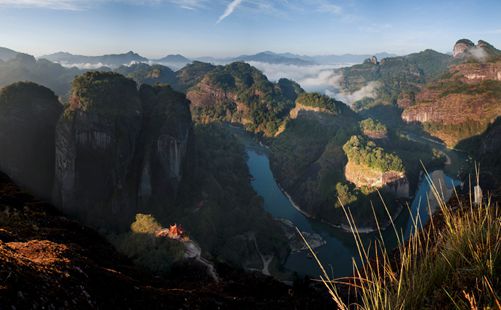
[335,182,357,207]
[340,50,452,110]
[175,61,216,92]
[115,63,177,86]
[109,214,185,274]
[189,62,302,136]
[431,79,501,98]
[295,92,341,114]
[343,135,404,172]
[67,71,140,116]
[0,53,83,96]
[359,118,387,136]
[314,178,501,309]
[177,124,289,268]
[423,120,489,146]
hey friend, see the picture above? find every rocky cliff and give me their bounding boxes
[452,39,501,61]
[136,84,192,210]
[402,40,501,146]
[53,72,143,230]
[344,161,409,198]
[0,82,62,199]
[53,72,194,230]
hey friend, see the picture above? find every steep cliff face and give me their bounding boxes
[452,39,501,61]
[53,72,143,230]
[53,72,194,230]
[344,161,409,198]
[402,41,501,146]
[136,84,192,209]
[0,82,62,199]
[453,39,475,58]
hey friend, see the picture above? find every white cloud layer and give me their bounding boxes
[246,61,380,105]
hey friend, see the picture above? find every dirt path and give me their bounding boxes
[184,241,219,282]
[250,234,272,276]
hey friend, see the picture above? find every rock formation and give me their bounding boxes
[53,72,193,230]
[136,84,192,209]
[50,72,191,229]
[402,40,501,146]
[53,72,143,230]
[0,82,62,199]
[453,39,475,58]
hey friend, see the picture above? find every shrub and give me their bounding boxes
[109,214,185,274]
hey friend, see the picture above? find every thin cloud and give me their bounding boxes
[217,0,243,23]
[0,0,208,10]
[318,3,342,15]
[0,0,88,10]
[168,0,207,10]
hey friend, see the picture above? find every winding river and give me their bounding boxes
[242,133,462,278]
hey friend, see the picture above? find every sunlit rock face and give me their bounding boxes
[344,161,410,199]
[0,82,62,199]
[453,39,475,58]
[53,72,142,230]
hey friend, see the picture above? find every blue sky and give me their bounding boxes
[0,0,500,58]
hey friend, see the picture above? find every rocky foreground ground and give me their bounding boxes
[0,172,332,310]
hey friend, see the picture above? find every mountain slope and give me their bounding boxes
[0,53,83,96]
[402,40,501,146]
[0,47,19,61]
[115,63,178,86]
[0,171,330,309]
[186,62,303,136]
[337,49,452,110]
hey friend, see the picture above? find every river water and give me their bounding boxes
[244,138,461,278]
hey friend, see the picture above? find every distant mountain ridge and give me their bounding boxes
[34,49,399,70]
[233,51,316,66]
[199,51,398,66]
[0,47,19,61]
[41,51,148,68]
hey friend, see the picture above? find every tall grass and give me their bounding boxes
[301,168,501,309]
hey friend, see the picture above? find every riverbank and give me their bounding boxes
[278,179,406,234]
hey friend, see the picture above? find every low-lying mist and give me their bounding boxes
[247,61,380,106]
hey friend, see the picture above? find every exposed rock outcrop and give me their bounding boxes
[136,84,192,209]
[453,39,475,58]
[401,40,501,146]
[53,72,193,230]
[344,161,409,198]
[0,82,62,199]
[288,103,334,119]
[53,72,143,230]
